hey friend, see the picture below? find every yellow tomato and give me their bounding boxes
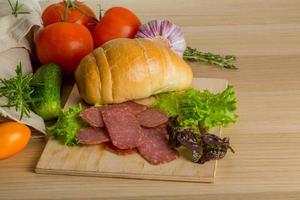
[0,122,31,160]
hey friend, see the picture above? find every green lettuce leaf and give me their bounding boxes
[153,92,180,117]
[47,104,85,146]
[153,85,238,131]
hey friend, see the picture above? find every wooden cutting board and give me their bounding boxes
[35,78,228,182]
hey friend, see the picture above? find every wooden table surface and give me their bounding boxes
[1,0,300,199]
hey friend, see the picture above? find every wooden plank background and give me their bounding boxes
[1,0,300,199]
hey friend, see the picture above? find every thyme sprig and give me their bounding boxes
[7,0,30,17]
[0,63,34,120]
[183,46,238,69]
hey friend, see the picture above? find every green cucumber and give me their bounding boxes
[31,63,63,120]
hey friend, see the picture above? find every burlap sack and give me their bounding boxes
[0,0,45,134]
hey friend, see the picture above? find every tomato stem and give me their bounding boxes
[62,0,98,23]
[99,4,103,20]
[63,0,72,21]
[74,3,98,22]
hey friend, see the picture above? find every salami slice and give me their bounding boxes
[116,101,147,115]
[101,105,144,149]
[80,107,105,127]
[137,108,168,128]
[105,142,137,155]
[76,127,110,145]
[138,128,179,165]
[154,123,168,135]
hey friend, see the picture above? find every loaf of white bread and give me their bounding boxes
[75,38,193,105]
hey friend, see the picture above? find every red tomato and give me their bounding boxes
[92,7,141,48]
[36,22,94,74]
[0,122,31,160]
[42,1,97,28]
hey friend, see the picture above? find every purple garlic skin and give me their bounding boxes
[136,20,186,56]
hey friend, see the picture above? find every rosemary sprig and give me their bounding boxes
[7,0,30,17]
[183,46,238,70]
[0,63,34,120]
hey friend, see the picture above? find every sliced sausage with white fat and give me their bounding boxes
[76,127,110,145]
[80,107,105,127]
[105,142,137,155]
[116,101,147,115]
[101,105,144,149]
[137,108,168,128]
[138,128,178,165]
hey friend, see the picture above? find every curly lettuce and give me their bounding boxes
[153,85,238,131]
[47,104,85,145]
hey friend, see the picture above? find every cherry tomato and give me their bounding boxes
[92,7,141,48]
[36,22,94,74]
[42,0,97,28]
[0,122,31,160]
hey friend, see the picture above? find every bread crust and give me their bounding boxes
[75,38,193,105]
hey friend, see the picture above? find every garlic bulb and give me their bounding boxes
[136,20,186,56]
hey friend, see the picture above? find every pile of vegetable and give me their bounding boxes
[35,0,238,74]
[0,0,238,162]
[153,87,237,163]
[0,63,63,121]
[0,63,63,160]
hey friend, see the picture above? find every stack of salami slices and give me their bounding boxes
[76,101,179,165]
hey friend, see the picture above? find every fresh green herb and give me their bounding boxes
[183,47,238,69]
[0,62,34,120]
[153,85,238,132]
[7,0,30,17]
[47,104,86,146]
[155,86,237,164]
